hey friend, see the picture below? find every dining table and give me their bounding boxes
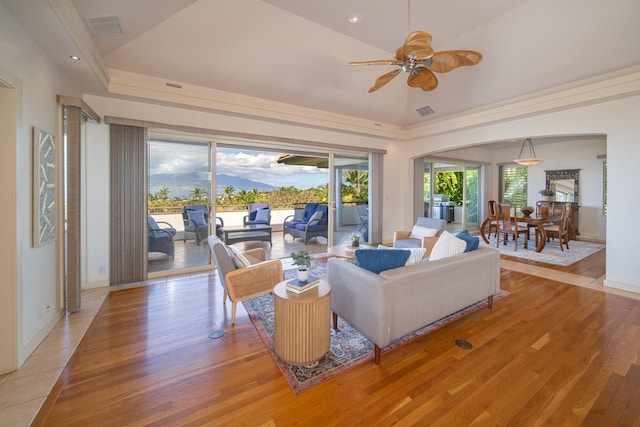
[480,210,564,252]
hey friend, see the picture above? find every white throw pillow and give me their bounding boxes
[377,245,427,265]
[429,231,466,261]
[409,224,439,239]
[308,211,323,225]
[230,247,251,268]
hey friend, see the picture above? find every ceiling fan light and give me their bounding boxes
[514,138,543,166]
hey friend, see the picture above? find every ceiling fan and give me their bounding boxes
[349,31,483,93]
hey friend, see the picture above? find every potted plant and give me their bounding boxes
[290,250,313,282]
[350,232,361,247]
[539,189,555,201]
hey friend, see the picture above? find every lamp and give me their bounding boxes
[514,138,543,166]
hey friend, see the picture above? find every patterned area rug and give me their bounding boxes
[481,235,605,266]
[243,264,509,394]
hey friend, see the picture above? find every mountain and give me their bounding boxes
[149,172,278,199]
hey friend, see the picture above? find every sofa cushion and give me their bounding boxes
[355,249,410,274]
[456,230,480,252]
[429,231,466,261]
[393,238,421,249]
[377,245,426,265]
[409,224,440,239]
[303,203,319,221]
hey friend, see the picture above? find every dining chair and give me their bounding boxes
[497,203,528,251]
[487,200,499,238]
[544,205,571,251]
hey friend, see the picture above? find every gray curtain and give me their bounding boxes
[64,106,82,312]
[109,124,147,285]
[369,152,383,244]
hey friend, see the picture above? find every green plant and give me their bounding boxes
[350,233,360,242]
[539,189,555,197]
[290,250,313,271]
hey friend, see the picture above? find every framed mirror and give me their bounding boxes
[545,169,580,203]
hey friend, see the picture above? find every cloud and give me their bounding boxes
[149,143,327,189]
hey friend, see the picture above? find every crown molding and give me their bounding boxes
[107,72,405,140]
[405,67,640,140]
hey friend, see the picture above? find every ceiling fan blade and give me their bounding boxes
[407,68,438,91]
[349,59,397,66]
[429,50,483,73]
[394,47,407,62]
[403,31,434,60]
[368,69,401,93]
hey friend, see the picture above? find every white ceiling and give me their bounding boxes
[3,0,640,127]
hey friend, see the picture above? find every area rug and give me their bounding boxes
[243,264,509,394]
[480,235,605,266]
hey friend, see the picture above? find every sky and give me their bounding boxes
[148,141,328,190]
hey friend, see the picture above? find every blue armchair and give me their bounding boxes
[283,203,328,244]
[148,216,176,259]
[182,204,225,245]
[243,203,271,226]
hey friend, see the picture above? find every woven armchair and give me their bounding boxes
[207,236,283,325]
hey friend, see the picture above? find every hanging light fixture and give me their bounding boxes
[514,138,543,166]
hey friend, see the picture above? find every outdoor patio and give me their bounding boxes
[148,212,361,274]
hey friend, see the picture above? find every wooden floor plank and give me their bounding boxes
[33,247,640,426]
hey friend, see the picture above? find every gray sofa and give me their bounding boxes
[328,246,500,363]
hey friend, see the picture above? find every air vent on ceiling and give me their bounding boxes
[86,15,123,37]
[416,105,434,117]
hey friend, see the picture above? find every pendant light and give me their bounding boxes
[514,138,543,166]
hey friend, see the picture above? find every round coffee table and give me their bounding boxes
[273,280,331,365]
[327,244,374,262]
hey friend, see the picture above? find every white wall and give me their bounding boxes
[0,3,82,368]
[406,96,640,293]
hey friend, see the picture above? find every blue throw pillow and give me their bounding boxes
[355,249,411,274]
[456,230,479,252]
[187,209,207,227]
[293,208,305,222]
[254,208,270,223]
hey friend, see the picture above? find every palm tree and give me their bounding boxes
[221,185,235,204]
[343,170,368,203]
[156,186,171,200]
[189,187,208,201]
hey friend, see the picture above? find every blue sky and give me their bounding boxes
[149,141,328,190]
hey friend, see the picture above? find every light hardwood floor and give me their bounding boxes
[6,246,640,426]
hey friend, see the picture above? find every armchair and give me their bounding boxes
[182,204,209,246]
[207,236,283,325]
[148,216,176,259]
[393,217,446,256]
[243,203,271,226]
[183,204,224,244]
[283,203,328,244]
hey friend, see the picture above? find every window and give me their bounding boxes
[500,165,528,206]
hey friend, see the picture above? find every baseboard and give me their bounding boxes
[603,279,640,294]
[575,235,606,243]
[84,280,109,289]
[21,308,64,366]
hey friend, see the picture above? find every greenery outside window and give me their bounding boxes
[500,165,528,206]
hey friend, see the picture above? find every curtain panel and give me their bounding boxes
[109,124,147,285]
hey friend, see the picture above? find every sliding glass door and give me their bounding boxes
[329,153,370,245]
[147,139,212,274]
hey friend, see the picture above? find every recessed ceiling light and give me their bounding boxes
[70,55,81,61]
[348,13,362,24]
